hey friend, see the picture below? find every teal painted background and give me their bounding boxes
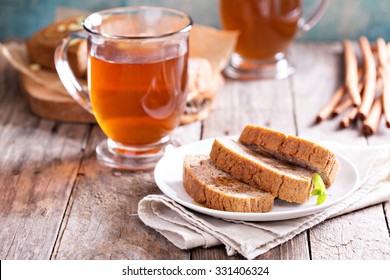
[1,0,390,42]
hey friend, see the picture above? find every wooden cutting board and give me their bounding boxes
[1,41,95,123]
[20,69,96,123]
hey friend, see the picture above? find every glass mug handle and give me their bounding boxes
[298,0,329,32]
[54,30,93,114]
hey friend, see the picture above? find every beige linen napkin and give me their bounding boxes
[138,143,390,259]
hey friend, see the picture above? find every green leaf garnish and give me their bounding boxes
[311,189,321,196]
[317,193,327,205]
[311,173,327,205]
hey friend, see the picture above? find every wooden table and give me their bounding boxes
[1,43,389,260]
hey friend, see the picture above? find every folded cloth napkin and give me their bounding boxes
[138,143,390,259]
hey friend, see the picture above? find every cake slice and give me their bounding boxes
[210,138,316,203]
[183,154,274,213]
[238,124,341,187]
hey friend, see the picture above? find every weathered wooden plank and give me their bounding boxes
[191,246,244,260]
[310,205,390,259]
[256,233,310,260]
[202,77,297,139]
[54,122,202,260]
[192,236,310,260]
[172,121,203,146]
[0,58,90,259]
[191,232,310,260]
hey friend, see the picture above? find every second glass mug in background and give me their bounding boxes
[219,0,329,80]
[55,7,192,170]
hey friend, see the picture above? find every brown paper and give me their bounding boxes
[0,42,70,96]
[190,24,238,77]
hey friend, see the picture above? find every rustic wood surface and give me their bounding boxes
[0,43,389,260]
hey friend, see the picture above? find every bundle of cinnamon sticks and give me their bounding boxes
[316,36,390,135]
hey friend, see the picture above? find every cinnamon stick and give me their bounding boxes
[376,38,388,68]
[378,68,390,128]
[316,85,345,123]
[340,107,359,128]
[358,36,377,119]
[333,79,363,117]
[377,39,390,128]
[343,40,361,106]
[362,97,383,135]
[333,96,353,116]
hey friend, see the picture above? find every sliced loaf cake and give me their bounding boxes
[183,154,274,212]
[238,124,341,187]
[210,138,316,203]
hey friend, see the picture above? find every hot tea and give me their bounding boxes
[55,6,192,169]
[89,49,188,146]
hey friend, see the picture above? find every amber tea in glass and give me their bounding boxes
[55,6,192,170]
[219,0,329,79]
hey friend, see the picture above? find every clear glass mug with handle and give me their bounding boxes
[55,6,193,170]
[219,0,329,80]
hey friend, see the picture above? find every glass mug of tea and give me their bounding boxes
[55,7,192,170]
[219,0,329,79]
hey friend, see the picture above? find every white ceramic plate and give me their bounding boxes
[154,137,360,221]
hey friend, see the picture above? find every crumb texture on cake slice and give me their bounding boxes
[238,124,341,187]
[209,138,314,203]
[183,154,274,212]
